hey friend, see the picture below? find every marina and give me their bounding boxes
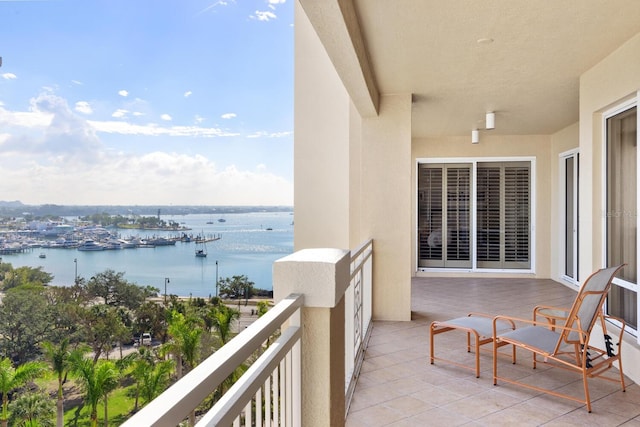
[0,211,294,296]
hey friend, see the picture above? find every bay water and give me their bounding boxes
[3,211,294,297]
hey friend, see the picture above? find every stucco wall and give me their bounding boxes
[580,31,640,277]
[549,122,579,282]
[579,31,640,385]
[361,94,413,321]
[294,2,351,250]
[412,134,552,278]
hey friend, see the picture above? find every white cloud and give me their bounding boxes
[197,1,230,15]
[160,114,172,121]
[89,120,239,137]
[0,154,293,205]
[75,101,93,115]
[268,0,286,9]
[2,73,17,80]
[247,130,292,138]
[0,93,102,162]
[132,111,145,117]
[112,109,128,118]
[253,10,277,21]
[184,91,192,98]
[0,92,292,205]
[194,115,205,124]
[118,90,129,97]
[71,80,83,85]
[221,113,236,119]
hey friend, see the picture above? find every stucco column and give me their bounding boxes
[273,248,349,427]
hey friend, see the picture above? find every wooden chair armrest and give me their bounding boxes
[534,305,569,322]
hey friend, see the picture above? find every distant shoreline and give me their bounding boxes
[0,203,293,218]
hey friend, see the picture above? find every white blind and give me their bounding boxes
[418,161,530,270]
[477,162,531,269]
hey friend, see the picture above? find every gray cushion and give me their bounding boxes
[437,316,512,338]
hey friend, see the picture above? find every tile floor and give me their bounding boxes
[345,277,640,426]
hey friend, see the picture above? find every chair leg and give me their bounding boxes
[618,356,626,392]
[582,370,592,413]
[429,324,435,365]
[493,338,498,385]
[473,332,480,378]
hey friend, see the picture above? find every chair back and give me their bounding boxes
[558,264,625,349]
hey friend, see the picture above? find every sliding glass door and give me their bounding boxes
[606,105,638,332]
[418,160,532,270]
[561,152,579,282]
[417,164,471,268]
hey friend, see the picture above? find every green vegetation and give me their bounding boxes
[0,260,272,426]
[79,213,185,230]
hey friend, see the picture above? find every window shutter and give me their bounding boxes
[418,166,443,266]
[477,166,501,266]
[446,167,470,262]
[504,166,530,268]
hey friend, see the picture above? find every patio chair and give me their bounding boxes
[492,264,626,413]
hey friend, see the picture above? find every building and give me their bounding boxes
[125,2,640,425]
[294,0,640,386]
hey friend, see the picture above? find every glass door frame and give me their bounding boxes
[559,149,579,285]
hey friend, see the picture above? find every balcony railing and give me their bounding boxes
[123,242,373,426]
[345,239,373,414]
[122,294,303,426]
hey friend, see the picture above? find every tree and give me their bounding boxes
[117,346,171,412]
[165,311,203,379]
[138,359,173,407]
[69,356,119,427]
[8,391,54,427]
[256,300,270,317]
[1,266,53,291]
[41,339,89,427]
[0,285,54,364]
[217,275,255,308]
[85,270,158,309]
[133,301,167,343]
[77,305,128,363]
[209,305,240,347]
[0,358,47,427]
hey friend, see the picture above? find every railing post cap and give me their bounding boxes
[273,248,350,308]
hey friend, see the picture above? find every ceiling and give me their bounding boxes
[314,1,640,138]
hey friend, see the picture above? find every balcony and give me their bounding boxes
[346,277,640,426]
[124,243,639,426]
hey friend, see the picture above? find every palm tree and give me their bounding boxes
[9,391,54,427]
[210,305,240,347]
[41,339,89,427]
[166,311,203,379]
[0,358,47,427]
[69,355,119,427]
[166,311,203,426]
[118,346,170,412]
[139,360,173,406]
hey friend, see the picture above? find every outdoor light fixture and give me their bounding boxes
[486,111,495,130]
[471,129,479,144]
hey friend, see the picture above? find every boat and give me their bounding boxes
[39,252,46,258]
[218,218,226,223]
[195,233,208,257]
[77,240,105,251]
[103,240,123,250]
[206,221,214,224]
[145,237,176,246]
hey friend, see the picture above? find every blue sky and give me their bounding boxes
[0,0,293,206]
